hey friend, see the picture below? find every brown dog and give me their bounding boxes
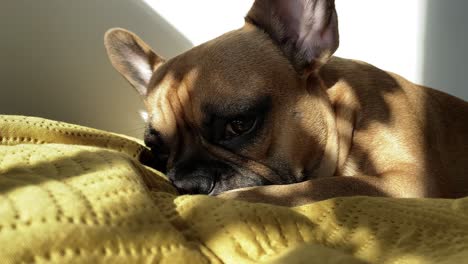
[104,0,468,206]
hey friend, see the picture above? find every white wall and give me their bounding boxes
[336,0,427,85]
[144,0,428,83]
[1,0,467,138]
[145,0,468,100]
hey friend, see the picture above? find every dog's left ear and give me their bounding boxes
[104,28,164,96]
[246,0,339,75]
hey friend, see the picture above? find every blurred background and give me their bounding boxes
[1,0,467,138]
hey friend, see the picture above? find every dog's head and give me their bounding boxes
[104,0,340,195]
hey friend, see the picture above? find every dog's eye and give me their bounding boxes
[224,116,257,139]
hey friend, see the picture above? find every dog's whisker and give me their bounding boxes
[138,110,149,122]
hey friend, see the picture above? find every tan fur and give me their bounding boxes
[104,1,468,206]
[220,57,468,206]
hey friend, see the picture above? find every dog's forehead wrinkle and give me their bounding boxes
[147,87,183,149]
[158,26,289,79]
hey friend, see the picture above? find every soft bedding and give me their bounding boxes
[1,115,467,263]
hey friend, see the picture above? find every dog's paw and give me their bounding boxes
[216,185,290,206]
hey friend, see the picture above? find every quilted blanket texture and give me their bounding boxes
[0,115,467,264]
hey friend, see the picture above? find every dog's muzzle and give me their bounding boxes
[166,155,225,195]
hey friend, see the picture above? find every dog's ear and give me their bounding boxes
[104,28,164,96]
[246,0,339,75]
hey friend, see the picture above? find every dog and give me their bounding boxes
[104,0,468,206]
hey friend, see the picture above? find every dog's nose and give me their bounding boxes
[167,170,215,195]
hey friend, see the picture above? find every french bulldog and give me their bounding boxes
[104,0,468,206]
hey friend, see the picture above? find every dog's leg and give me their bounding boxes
[217,173,427,207]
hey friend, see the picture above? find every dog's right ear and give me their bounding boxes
[104,28,164,96]
[246,0,339,76]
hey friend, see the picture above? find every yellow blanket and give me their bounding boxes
[1,115,467,264]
